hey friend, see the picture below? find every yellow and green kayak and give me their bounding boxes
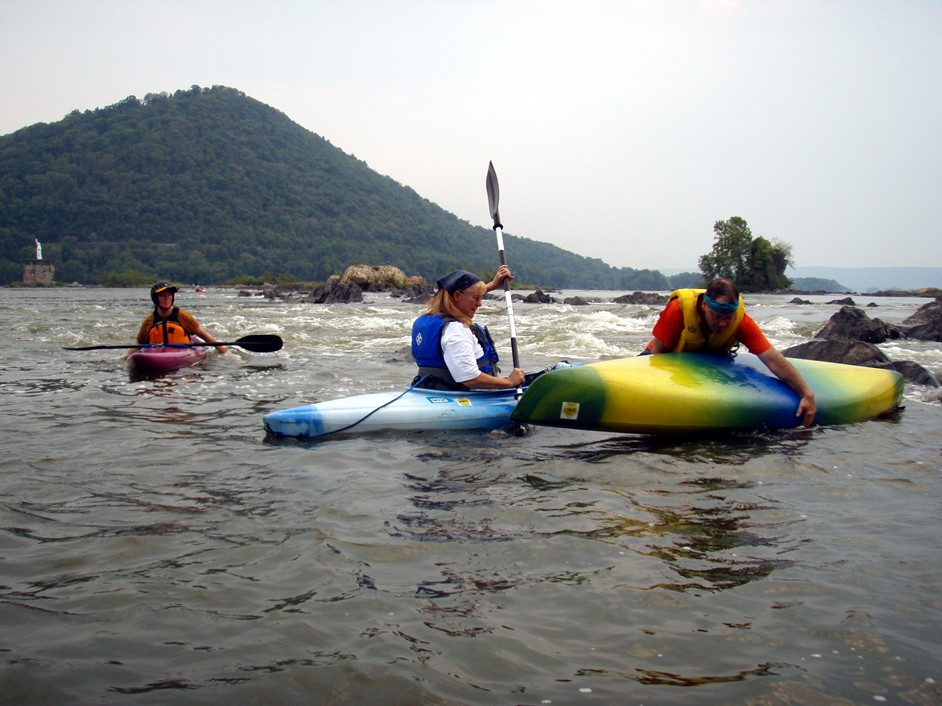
[511,353,903,434]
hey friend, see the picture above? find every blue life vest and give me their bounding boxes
[411,314,500,390]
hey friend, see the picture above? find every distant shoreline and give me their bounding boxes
[657,266,942,293]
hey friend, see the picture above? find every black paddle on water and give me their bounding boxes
[64,334,283,353]
[486,161,523,395]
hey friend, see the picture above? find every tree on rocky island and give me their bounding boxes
[698,216,793,291]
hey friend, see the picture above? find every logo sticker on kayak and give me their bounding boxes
[427,397,472,406]
[560,401,580,420]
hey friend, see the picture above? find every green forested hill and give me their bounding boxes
[0,85,668,289]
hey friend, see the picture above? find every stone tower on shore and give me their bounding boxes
[23,239,54,285]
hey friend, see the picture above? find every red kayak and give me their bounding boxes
[126,336,209,376]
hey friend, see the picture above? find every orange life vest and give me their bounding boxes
[148,308,191,345]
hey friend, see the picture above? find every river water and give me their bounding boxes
[1,286,940,706]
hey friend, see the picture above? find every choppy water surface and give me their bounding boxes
[1,287,940,705]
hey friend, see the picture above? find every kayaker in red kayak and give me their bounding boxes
[132,282,229,354]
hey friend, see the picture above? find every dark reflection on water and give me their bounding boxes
[542,428,819,463]
[579,661,790,685]
[520,467,803,593]
[110,679,199,695]
[393,469,519,544]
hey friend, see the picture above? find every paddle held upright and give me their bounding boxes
[485,161,521,371]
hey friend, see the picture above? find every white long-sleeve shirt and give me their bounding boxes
[440,321,485,384]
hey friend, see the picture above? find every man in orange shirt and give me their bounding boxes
[645,278,816,426]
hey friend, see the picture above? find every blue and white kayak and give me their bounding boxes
[263,386,524,439]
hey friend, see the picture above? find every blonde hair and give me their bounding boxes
[424,281,486,327]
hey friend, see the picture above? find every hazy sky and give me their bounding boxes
[2,0,940,271]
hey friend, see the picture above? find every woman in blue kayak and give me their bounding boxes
[412,266,525,391]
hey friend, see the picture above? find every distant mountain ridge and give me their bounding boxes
[0,85,667,289]
[786,267,942,293]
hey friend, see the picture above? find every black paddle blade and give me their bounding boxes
[64,334,283,352]
[486,161,502,229]
[233,334,283,352]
